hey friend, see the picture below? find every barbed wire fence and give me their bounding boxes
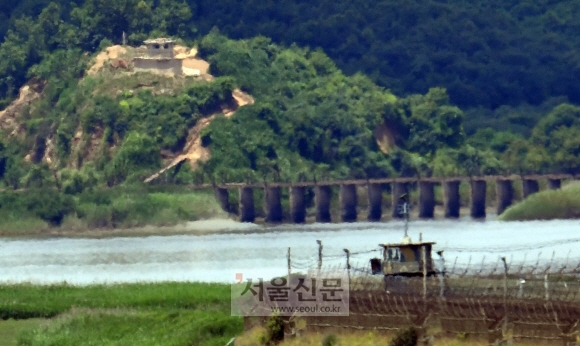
[283,240,580,344]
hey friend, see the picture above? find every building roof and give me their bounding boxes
[379,242,436,248]
[144,38,176,44]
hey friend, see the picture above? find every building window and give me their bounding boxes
[163,44,169,49]
[154,44,160,49]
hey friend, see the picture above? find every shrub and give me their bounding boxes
[261,314,284,345]
[322,334,338,346]
[389,327,418,346]
[24,188,75,226]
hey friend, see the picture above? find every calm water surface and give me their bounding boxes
[1,218,579,285]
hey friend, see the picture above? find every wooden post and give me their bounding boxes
[344,249,350,283]
[544,274,550,301]
[437,251,445,298]
[287,247,291,284]
[317,240,323,271]
[501,257,508,335]
[422,245,427,299]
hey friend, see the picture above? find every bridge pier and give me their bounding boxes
[289,187,306,223]
[340,184,358,222]
[522,179,539,198]
[264,187,283,223]
[239,187,255,223]
[548,179,561,190]
[391,182,409,218]
[496,180,513,215]
[315,186,332,223]
[443,181,460,218]
[214,187,230,213]
[367,183,383,221]
[418,181,435,218]
[470,180,486,219]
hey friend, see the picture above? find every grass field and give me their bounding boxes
[0,319,46,346]
[1,282,577,345]
[0,283,242,346]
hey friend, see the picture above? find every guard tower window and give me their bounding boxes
[387,248,400,261]
[154,44,160,49]
[163,44,169,49]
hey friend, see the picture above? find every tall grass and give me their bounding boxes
[16,309,240,346]
[0,282,231,319]
[0,282,242,346]
[499,183,580,221]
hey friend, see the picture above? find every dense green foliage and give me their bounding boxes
[0,187,225,234]
[0,283,242,345]
[197,33,472,182]
[3,0,580,112]
[1,0,580,224]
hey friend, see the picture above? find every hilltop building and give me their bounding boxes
[133,38,183,75]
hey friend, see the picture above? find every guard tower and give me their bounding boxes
[133,38,182,75]
[370,240,437,277]
[144,38,175,59]
[369,193,441,277]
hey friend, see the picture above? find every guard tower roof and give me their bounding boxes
[379,241,436,248]
[144,38,176,44]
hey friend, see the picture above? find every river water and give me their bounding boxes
[1,218,579,285]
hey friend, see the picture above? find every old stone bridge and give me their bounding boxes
[191,174,576,223]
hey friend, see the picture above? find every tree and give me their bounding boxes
[105,131,160,185]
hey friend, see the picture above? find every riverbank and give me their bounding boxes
[0,186,228,237]
[499,182,580,221]
[0,282,242,346]
[0,177,571,239]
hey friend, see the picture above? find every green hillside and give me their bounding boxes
[3,0,580,114]
[1,0,580,227]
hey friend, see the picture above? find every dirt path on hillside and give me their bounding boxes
[143,89,254,183]
[87,46,128,75]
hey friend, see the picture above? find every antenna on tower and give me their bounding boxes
[398,193,411,243]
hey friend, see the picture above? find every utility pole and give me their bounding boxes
[317,240,323,271]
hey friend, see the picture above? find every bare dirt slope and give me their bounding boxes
[1,43,253,176]
[144,88,254,183]
[87,46,128,75]
[0,81,44,135]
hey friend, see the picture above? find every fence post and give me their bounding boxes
[344,249,350,283]
[544,274,550,301]
[317,240,323,271]
[501,257,508,336]
[437,251,445,298]
[422,245,427,299]
[287,247,291,285]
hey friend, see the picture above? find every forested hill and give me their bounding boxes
[3,0,580,115]
[1,0,580,193]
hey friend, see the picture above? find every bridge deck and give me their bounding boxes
[186,174,579,190]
